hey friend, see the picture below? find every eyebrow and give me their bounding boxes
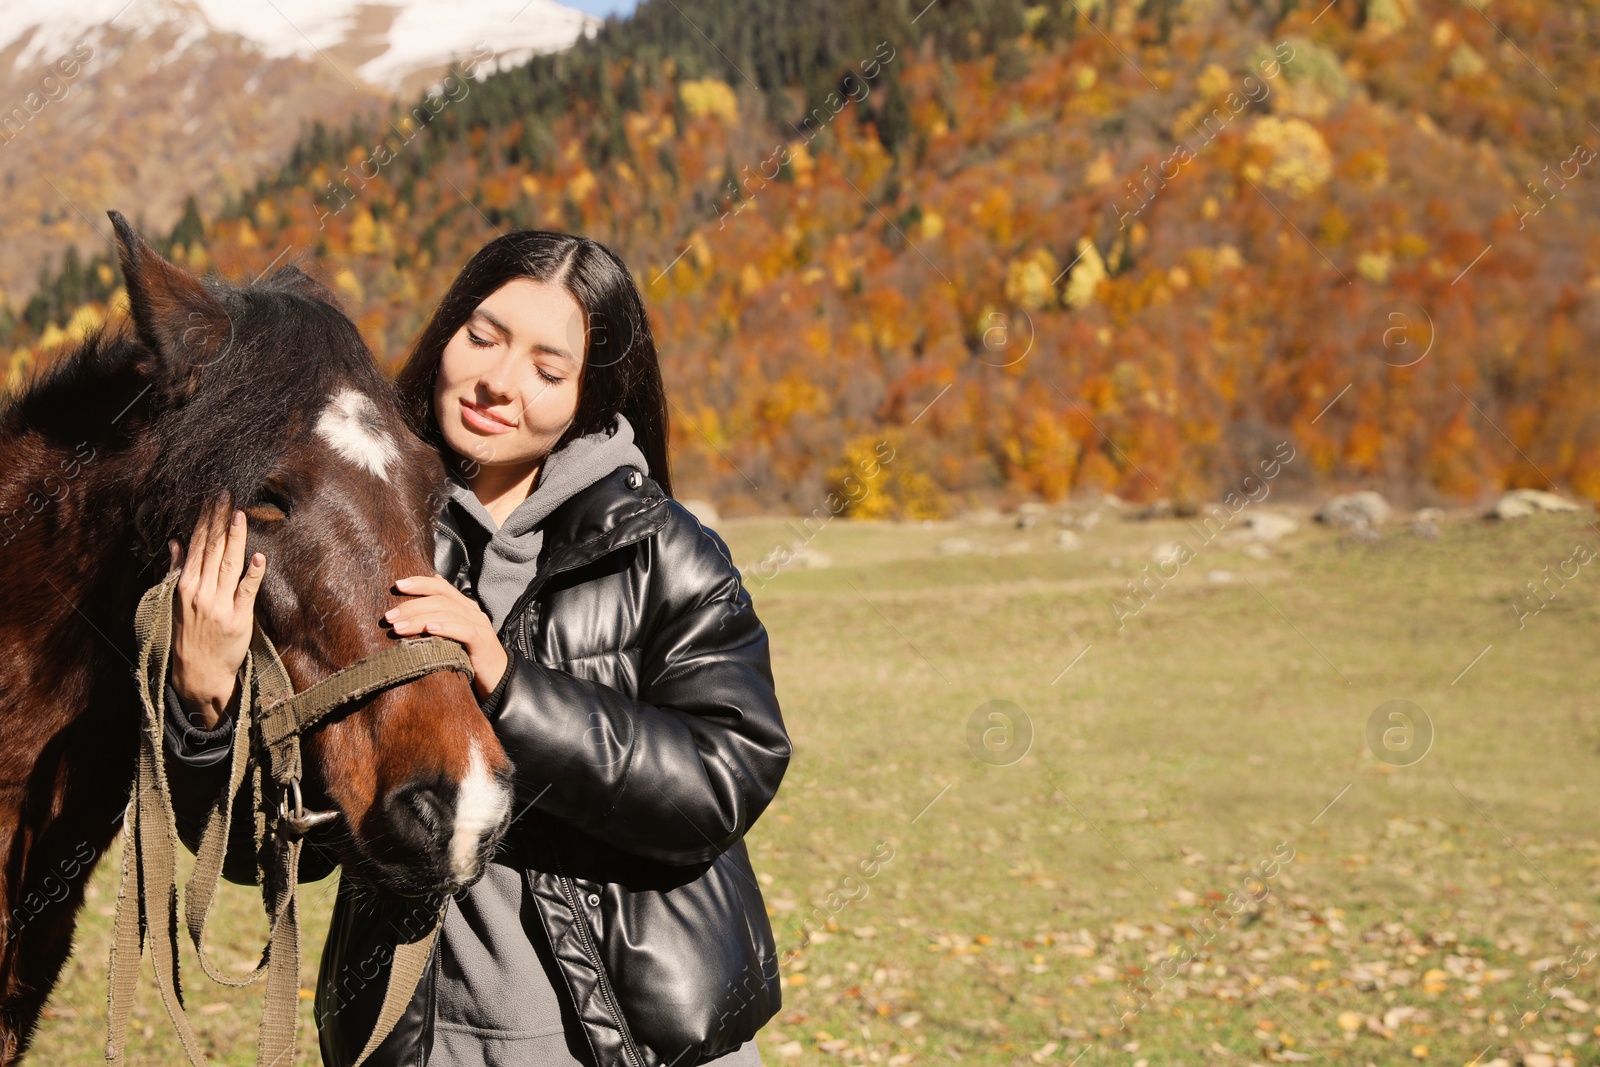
[469,308,579,364]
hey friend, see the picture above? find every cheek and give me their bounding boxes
[522,370,579,419]
[303,720,376,818]
[256,566,298,630]
[433,355,464,418]
[436,338,477,390]
[541,382,582,435]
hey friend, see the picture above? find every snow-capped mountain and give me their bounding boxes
[0,0,599,93]
[0,0,602,301]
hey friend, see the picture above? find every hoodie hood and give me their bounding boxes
[443,411,649,633]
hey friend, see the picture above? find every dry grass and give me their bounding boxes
[29,502,1600,1066]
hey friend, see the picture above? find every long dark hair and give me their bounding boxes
[395,230,672,497]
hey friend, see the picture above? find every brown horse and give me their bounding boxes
[0,213,513,1061]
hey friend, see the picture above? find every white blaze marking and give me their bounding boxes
[315,388,400,481]
[450,742,510,882]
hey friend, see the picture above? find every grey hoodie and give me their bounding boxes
[443,412,649,634]
[431,411,641,1065]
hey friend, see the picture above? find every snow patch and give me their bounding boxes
[0,0,600,90]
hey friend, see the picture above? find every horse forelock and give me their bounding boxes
[140,281,413,547]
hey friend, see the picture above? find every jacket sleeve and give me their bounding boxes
[161,659,339,885]
[482,507,791,866]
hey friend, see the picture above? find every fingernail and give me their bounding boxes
[383,609,395,619]
[232,510,243,525]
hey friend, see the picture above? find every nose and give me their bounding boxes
[482,355,517,403]
[382,747,512,890]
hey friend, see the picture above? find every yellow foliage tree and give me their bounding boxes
[1005,249,1061,311]
[1064,238,1107,310]
[679,78,739,124]
[1244,117,1332,197]
[828,432,946,520]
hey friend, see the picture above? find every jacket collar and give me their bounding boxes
[434,465,669,600]
[535,464,670,576]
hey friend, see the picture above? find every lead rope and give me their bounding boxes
[108,568,468,1067]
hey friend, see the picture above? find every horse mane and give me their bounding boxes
[0,323,140,429]
[0,261,402,548]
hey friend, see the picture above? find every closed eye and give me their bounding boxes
[467,320,563,384]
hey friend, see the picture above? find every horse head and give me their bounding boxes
[111,212,514,896]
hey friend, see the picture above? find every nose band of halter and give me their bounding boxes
[247,611,474,793]
[248,619,474,835]
[108,567,477,1067]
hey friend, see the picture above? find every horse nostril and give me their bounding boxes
[383,778,458,857]
[378,752,509,891]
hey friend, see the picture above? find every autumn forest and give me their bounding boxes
[5,0,1599,517]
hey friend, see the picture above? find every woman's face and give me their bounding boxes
[432,276,586,474]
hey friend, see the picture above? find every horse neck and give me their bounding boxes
[0,341,159,1033]
[0,335,163,663]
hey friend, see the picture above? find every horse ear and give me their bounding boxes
[108,209,231,404]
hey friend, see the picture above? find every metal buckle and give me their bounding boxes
[276,779,338,840]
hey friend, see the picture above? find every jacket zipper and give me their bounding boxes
[436,521,471,585]
[444,494,664,1066]
[550,847,648,1067]
[439,516,537,657]
[518,604,537,659]
[495,561,564,644]
[493,500,668,646]
[438,521,469,555]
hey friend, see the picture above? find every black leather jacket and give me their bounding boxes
[167,466,789,1067]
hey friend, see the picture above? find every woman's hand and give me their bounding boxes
[385,575,509,700]
[168,492,267,730]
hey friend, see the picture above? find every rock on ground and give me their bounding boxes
[1315,491,1393,529]
[1151,542,1186,567]
[1489,488,1585,519]
[1243,512,1299,542]
[1411,507,1444,540]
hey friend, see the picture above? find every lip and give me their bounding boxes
[459,398,516,434]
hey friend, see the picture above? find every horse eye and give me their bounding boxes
[246,489,291,522]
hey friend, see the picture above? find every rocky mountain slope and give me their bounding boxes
[0,0,597,297]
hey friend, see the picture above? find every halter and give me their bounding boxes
[106,567,476,1067]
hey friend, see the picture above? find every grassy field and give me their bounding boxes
[29,500,1600,1067]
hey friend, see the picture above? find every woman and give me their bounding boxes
[161,231,790,1067]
